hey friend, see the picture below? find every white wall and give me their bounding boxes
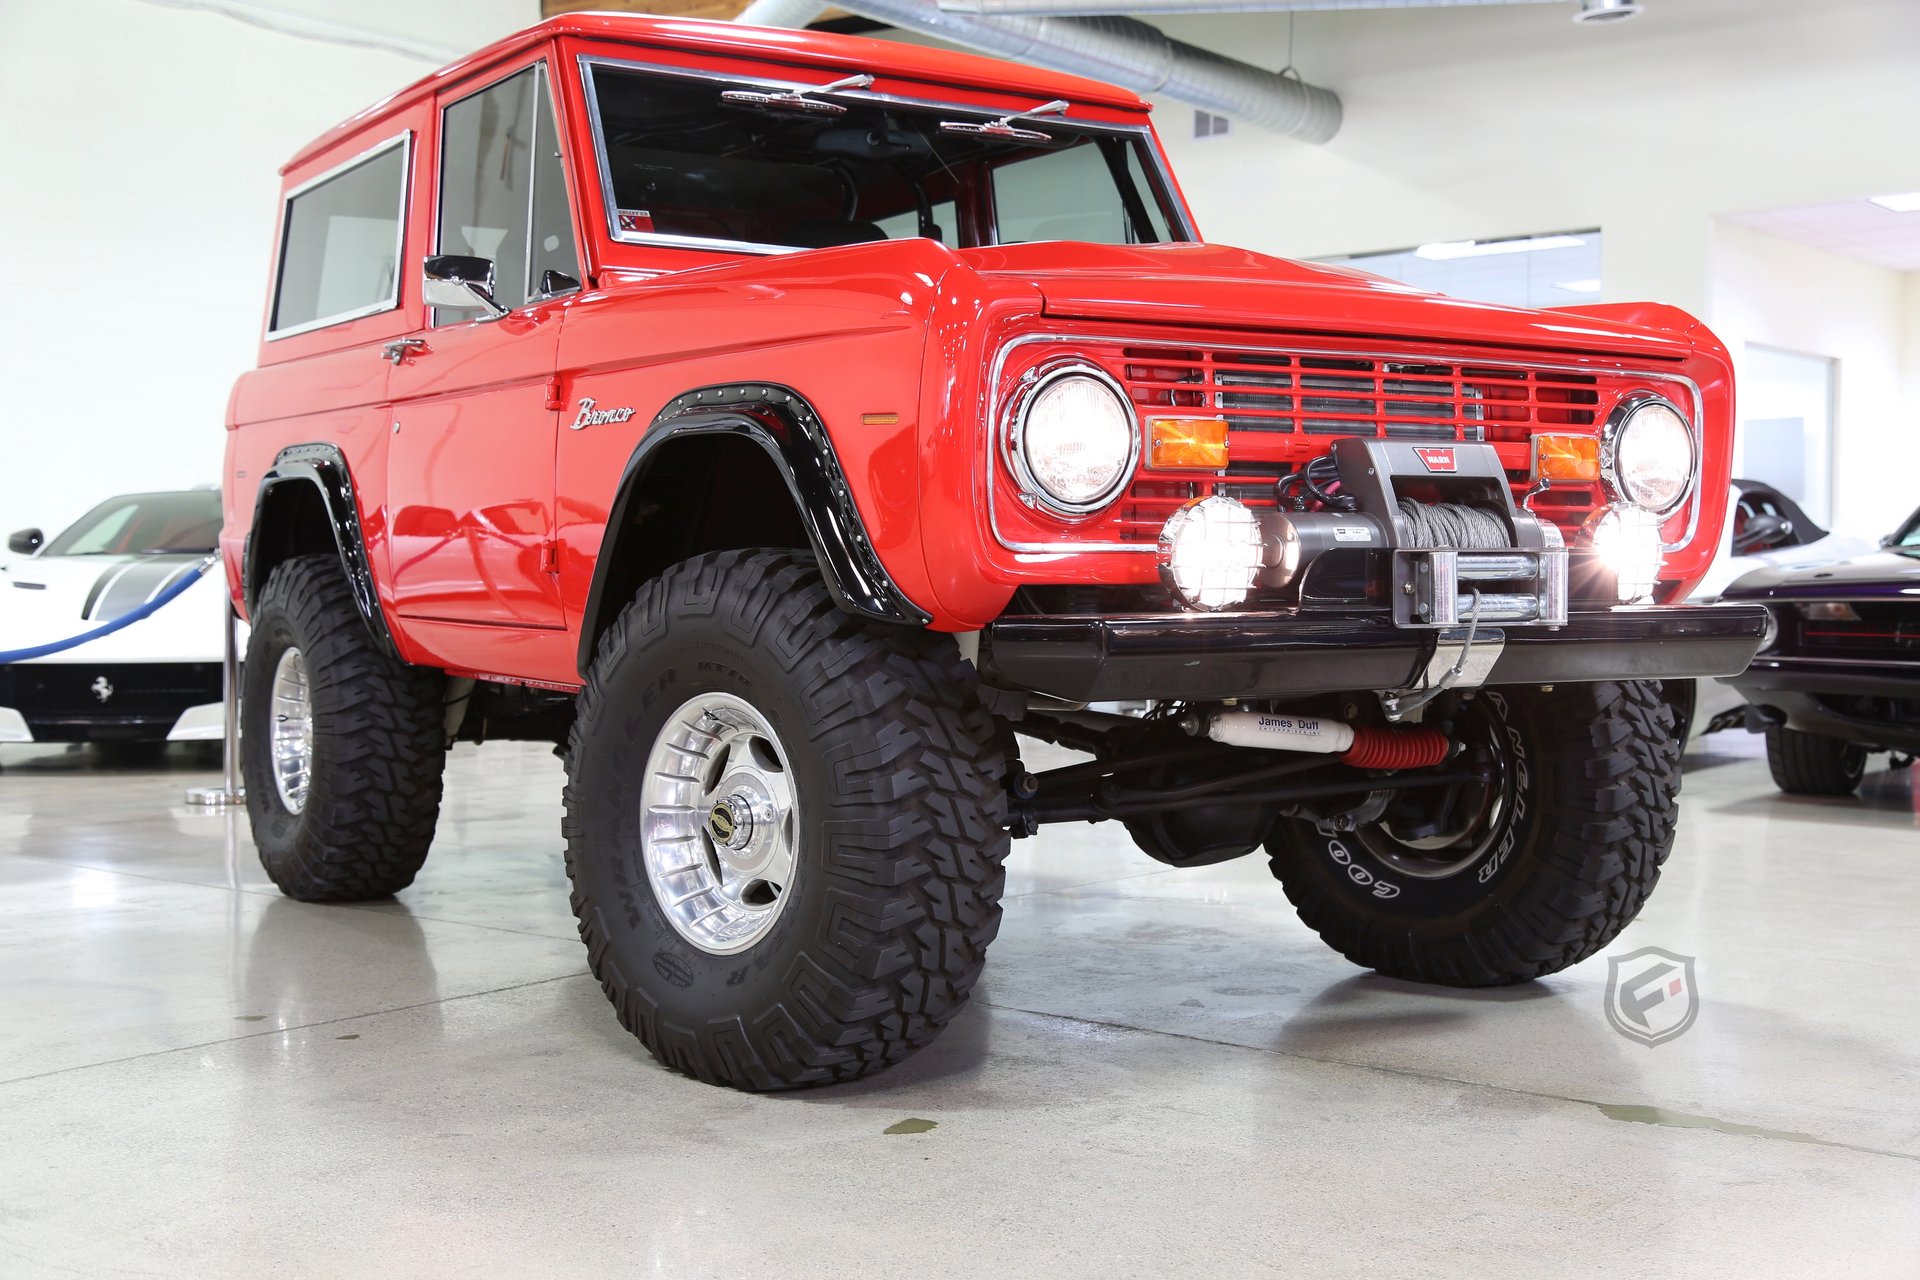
[1709,224,1912,539]
[0,0,537,541]
[1151,0,1920,309]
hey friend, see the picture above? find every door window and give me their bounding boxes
[268,135,408,337]
[436,63,577,324]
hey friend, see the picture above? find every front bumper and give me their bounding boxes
[1726,655,1920,751]
[0,661,224,743]
[981,604,1770,703]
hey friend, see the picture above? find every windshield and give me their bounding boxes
[43,491,221,557]
[1892,506,1920,549]
[584,63,1184,252]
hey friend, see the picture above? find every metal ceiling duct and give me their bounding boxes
[936,0,1613,13]
[737,0,1342,141]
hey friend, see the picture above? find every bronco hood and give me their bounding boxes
[959,242,1703,361]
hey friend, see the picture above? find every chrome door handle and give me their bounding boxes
[382,338,429,365]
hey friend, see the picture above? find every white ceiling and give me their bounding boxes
[1724,197,1920,271]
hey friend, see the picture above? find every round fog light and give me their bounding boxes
[1159,496,1263,611]
[1585,505,1664,604]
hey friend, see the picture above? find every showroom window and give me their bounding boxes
[1322,230,1604,310]
[436,62,577,325]
[268,135,409,338]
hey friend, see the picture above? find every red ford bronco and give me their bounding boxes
[224,12,1767,1090]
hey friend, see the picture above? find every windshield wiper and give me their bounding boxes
[719,73,874,116]
[938,98,1069,144]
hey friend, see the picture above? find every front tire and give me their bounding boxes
[564,550,1010,1091]
[242,555,446,902]
[1765,726,1865,796]
[1266,681,1678,987]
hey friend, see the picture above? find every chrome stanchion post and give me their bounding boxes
[187,598,245,808]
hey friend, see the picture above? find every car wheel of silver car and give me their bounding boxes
[1266,680,1679,987]
[564,548,1011,1092]
[242,554,448,902]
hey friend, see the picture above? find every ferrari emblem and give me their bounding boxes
[90,676,114,703]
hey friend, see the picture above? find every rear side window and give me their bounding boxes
[269,135,409,338]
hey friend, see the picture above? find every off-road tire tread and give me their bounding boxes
[1270,680,1678,987]
[1764,725,1864,796]
[245,554,445,901]
[563,549,1010,1091]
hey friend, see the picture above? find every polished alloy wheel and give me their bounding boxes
[640,692,799,955]
[269,646,314,814]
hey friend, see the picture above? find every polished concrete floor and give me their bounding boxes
[2,729,1917,1278]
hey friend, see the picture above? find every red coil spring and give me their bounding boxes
[1338,724,1451,770]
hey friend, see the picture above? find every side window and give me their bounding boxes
[269,136,407,337]
[436,63,576,325]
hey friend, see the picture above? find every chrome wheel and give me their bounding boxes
[641,692,799,955]
[268,646,314,814]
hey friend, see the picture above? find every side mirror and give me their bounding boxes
[423,255,507,318]
[7,528,43,555]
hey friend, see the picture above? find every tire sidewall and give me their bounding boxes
[1278,689,1541,920]
[568,614,843,1025]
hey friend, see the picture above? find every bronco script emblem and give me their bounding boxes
[1604,946,1699,1047]
[569,397,637,430]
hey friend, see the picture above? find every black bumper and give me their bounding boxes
[981,605,1771,703]
[1726,656,1920,752]
[0,662,221,743]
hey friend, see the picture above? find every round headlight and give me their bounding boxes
[1011,366,1138,513]
[1607,396,1695,514]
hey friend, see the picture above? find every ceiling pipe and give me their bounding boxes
[936,0,1620,13]
[736,0,833,26]
[757,0,1341,140]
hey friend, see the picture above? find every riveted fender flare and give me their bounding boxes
[245,442,397,656]
[576,383,931,677]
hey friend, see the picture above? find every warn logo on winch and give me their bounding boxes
[1413,446,1457,473]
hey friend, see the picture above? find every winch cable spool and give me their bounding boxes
[1395,499,1511,550]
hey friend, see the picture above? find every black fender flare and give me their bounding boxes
[245,442,397,656]
[576,383,930,676]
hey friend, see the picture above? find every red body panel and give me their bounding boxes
[222,15,1736,691]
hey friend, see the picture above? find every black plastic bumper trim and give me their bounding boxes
[981,604,1771,703]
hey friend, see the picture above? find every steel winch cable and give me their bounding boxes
[1395,499,1511,550]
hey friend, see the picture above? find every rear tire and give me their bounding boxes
[242,555,446,902]
[1765,726,1865,796]
[564,550,1010,1091]
[1266,681,1678,987]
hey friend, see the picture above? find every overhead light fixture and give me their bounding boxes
[1573,0,1645,23]
[1414,234,1586,261]
[1867,191,1920,213]
[1554,278,1602,293]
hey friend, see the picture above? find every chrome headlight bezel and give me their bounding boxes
[1004,361,1140,517]
[1601,392,1697,516]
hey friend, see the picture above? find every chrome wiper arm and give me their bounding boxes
[938,98,1069,143]
[719,73,875,116]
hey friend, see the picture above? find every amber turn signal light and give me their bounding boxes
[1531,433,1602,484]
[1147,417,1230,470]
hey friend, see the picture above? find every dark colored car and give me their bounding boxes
[1721,503,1920,794]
